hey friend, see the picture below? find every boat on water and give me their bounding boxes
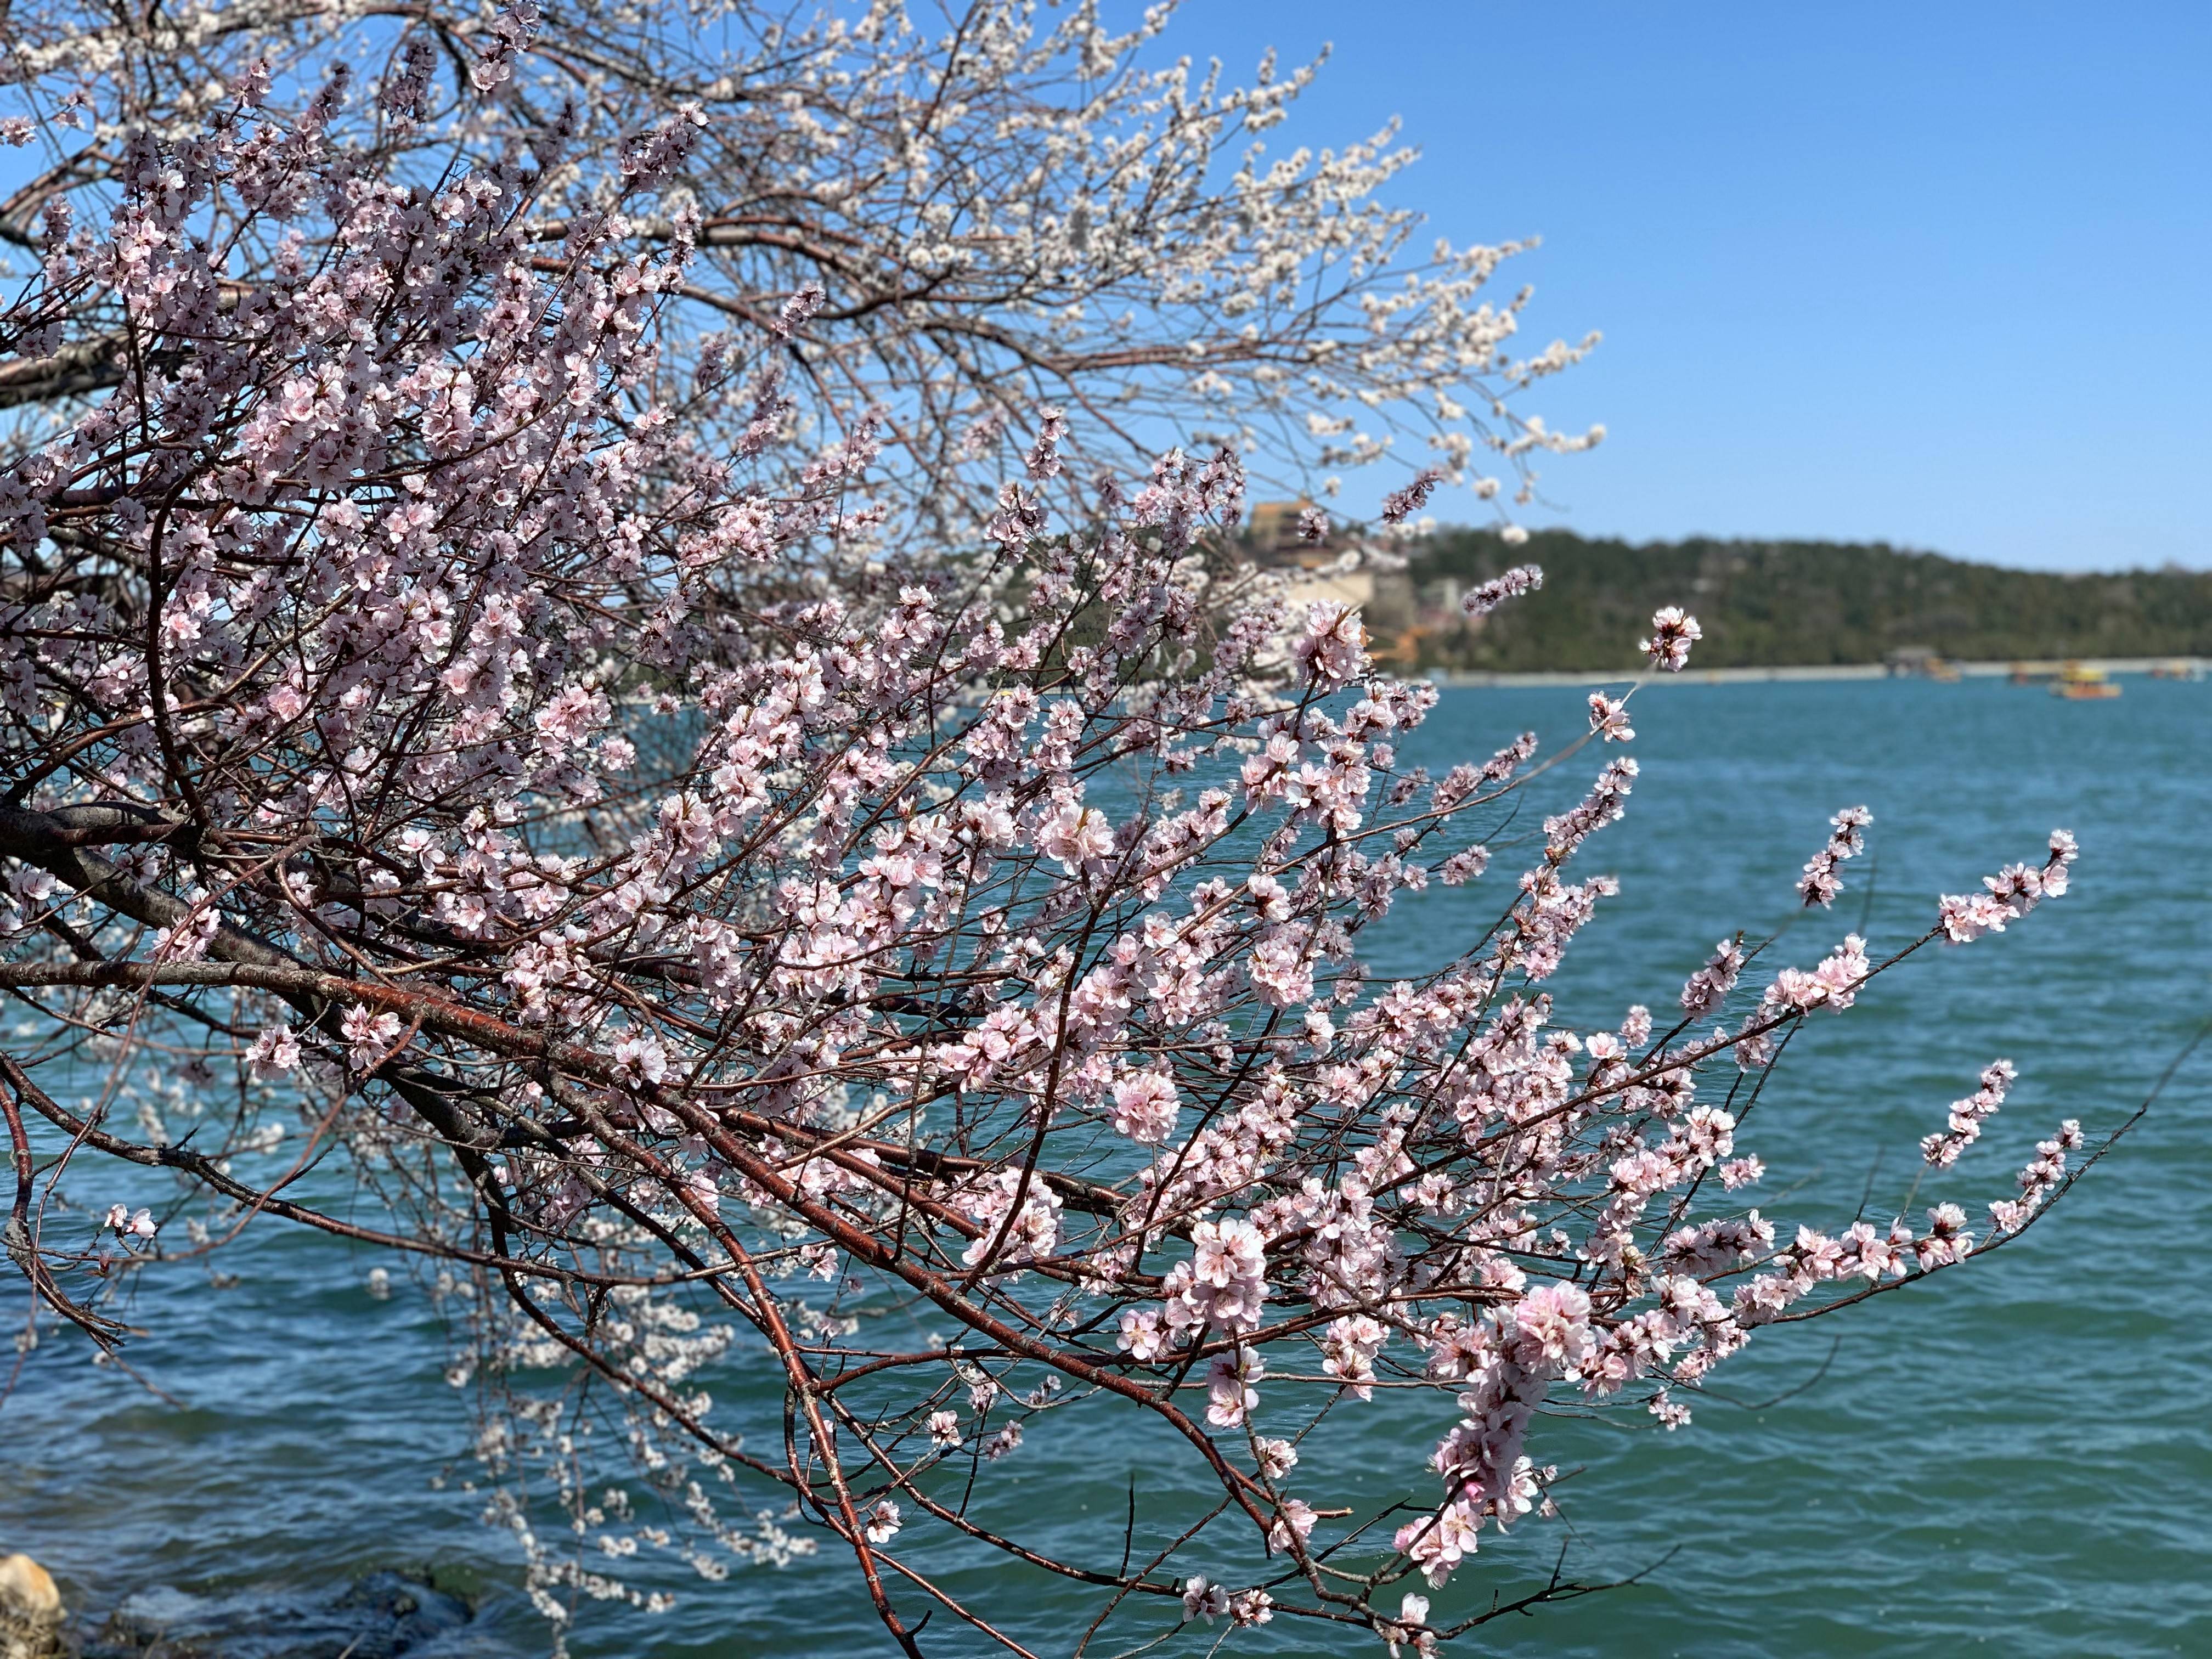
[2052,663,2121,700]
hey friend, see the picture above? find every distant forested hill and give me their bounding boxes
[1406,529,2212,671]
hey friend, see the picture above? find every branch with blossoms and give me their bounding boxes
[0,0,1604,545]
[0,49,2127,1659]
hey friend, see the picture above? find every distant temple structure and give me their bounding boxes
[1241,501,1471,664]
[1243,499,1340,569]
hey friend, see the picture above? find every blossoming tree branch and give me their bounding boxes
[0,3,2102,1653]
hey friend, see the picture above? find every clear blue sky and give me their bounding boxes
[1177,1,2210,572]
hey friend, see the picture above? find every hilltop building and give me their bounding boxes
[1243,501,1473,663]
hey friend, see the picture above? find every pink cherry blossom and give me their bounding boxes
[0,18,2116,1644]
[1639,606,1703,672]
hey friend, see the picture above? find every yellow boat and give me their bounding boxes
[2052,663,2121,700]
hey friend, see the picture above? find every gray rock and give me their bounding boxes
[81,1571,472,1659]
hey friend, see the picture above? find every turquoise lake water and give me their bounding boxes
[4,676,2208,1656]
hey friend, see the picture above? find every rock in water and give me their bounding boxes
[83,1569,472,1658]
[0,1554,65,1659]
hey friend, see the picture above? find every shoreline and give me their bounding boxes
[1425,655,2211,688]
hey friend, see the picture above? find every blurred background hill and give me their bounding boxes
[1341,527,2212,672]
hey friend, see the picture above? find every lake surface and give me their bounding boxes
[5,677,2208,1657]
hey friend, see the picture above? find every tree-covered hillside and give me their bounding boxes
[1407,529,2212,670]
